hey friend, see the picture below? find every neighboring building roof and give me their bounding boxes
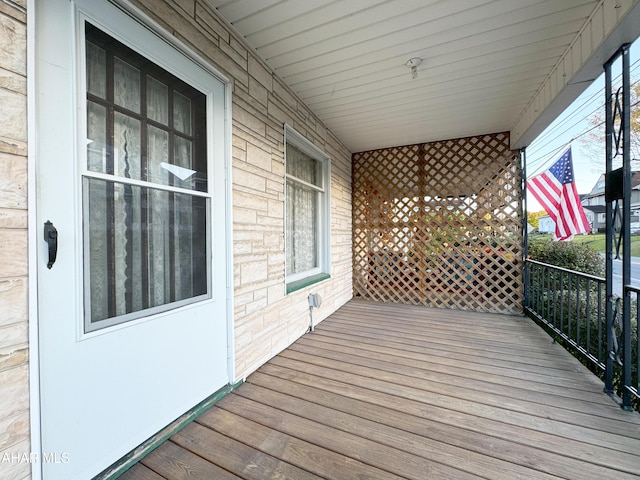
[582,205,606,213]
[584,171,640,198]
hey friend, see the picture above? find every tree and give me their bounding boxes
[579,80,640,163]
[527,210,546,229]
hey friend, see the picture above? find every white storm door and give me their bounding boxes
[35,1,230,479]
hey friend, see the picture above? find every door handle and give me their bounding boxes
[44,220,58,269]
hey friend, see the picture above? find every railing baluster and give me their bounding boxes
[636,292,639,398]
[597,281,603,363]
[532,262,537,308]
[622,285,634,409]
[552,268,557,328]
[576,276,581,349]
[560,270,565,335]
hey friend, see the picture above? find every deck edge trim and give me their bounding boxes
[93,380,243,480]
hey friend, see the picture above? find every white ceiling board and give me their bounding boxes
[247,0,430,53]
[264,0,497,69]
[268,2,592,75]
[297,41,566,100]
[207,0,640,153]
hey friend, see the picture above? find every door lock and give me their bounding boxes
[44,220,58,269]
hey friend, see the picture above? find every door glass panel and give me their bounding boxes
[174,91,192,134]
[87,101,106,173]
[147,125,169,186]
[114,112,141,180]
[85,178,208,326]
[147,76,168,125]
[114,57,140,113]
[86,41,106,99]
[83,23,210,331]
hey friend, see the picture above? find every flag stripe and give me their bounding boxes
[529,174,560,220]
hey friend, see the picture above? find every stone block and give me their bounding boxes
[0,66,25,94]
[233,168,266,192]
[195,0,230,44]
[0,12,26,75]
[169,0,195,17]
[0,152,26,209]
[0,230,26,277]
[0,346,27,373]
[233,206,257,224]
[0,279,26,327]
[233,189,269,212]
[248,55,272,91]
[0,89,26,143]
[273,78,297,111]
[0,409,29,451]
[233,104,266,137]
[0,209,26,229]
[219,39,247,70]
[0,364,29,420]
[0,136,25,156]
[240,260,268,285]
[248,77,268,108]
[0,2,26,24]
[246,143,272,172]
[0,322,27,352]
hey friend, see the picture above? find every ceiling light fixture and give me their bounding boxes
[406,57,423,79]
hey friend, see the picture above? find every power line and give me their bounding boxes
[527,58,640,159]
[528,93,640,178]
[526,72,640,177]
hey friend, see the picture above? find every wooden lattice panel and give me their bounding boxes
[352,133,522,314]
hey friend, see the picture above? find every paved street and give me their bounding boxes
[609,256,640,295]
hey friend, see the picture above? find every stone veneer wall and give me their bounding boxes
[0,1,29,479]
[103,2,355,378]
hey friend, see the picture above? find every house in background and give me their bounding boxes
[537,214,555,234]
[581,172,640,232]
[1,1,640,479]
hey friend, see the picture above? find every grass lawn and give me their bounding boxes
[530,233,640,257]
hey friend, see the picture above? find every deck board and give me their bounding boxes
[120,299,640,480]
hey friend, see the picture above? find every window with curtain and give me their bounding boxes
[285,127,330,291]
[83,23,210,331]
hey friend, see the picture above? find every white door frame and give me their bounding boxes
[27,1,235,478]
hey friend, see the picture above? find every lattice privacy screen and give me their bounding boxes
[352,133,522,313]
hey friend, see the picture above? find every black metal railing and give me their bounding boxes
[525,259,607,371]
[621,285,640,407]
[524,259,638,410]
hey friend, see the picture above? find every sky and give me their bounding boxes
[525,39,639,213]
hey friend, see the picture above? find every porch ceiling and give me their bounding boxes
[207,0,640,152]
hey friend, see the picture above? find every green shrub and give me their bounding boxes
[528,238,604,276]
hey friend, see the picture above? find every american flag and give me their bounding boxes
[528,147,590,241]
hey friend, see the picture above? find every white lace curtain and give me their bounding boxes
[286,144,320,275]
[85,34,206,327]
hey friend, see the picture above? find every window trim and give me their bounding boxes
[284,124,331,291]
[80,20,214,333]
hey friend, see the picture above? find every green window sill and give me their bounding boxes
[286,273,331,294]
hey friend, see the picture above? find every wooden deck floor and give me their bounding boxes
[120,299,640,480]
